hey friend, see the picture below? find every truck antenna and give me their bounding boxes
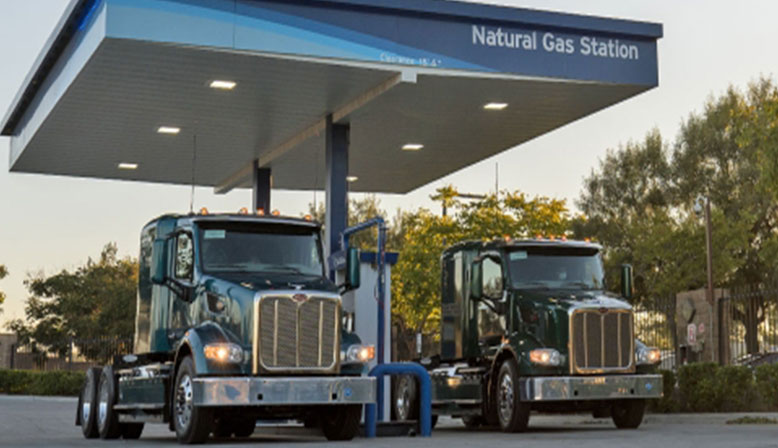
[189,134,197,214]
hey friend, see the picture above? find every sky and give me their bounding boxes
[0,0,776,327]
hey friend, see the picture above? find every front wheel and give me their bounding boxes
[320,405,361,441]
[495,359,530,433]
[611,399,645,429]
[173,357,213,444]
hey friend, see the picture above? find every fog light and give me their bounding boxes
[204,343,243,363]
[529,348,561,366]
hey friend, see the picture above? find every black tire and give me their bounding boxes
[393,375,418,421]
[611,399,646,429]
[494,359,530,433]
[97,366,122,439]
[462,415,484,428]
[78,367,101,439]
[173,357,213,444]
[121,423,144,439]
[320,405,361,441]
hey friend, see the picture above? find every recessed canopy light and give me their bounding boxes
[402,143,424,151]
[210,80,237,90]
[118,163,138,170]
[346,176,358,182]
[157,126,180,135]
[484,102,508,110]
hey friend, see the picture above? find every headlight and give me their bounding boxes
[529,348,561,366]
[637,346,661,365]
[204,343,243,364]
[344,344,375,363]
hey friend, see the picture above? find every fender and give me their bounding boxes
[173,322,237,376]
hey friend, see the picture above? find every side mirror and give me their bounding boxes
[470,260,483,299]
[346,247,361,290]
[151,239,168,285]
[621,264,634,301]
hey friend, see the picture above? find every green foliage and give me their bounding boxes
[6,244,138,357]
[675,363,756,412]
[755,363,778,410]
[678,362,720,411]
[0,369,85,396]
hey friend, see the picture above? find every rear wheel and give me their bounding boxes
[321,405,361,441]
[97,366,122,439]
[393,375,418,421]
[173,357,213,444]
[495,359,530,433]
[78,367,101,439]
[611,399,645,429]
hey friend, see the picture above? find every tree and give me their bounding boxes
[6,244,138,360]
[578,78,778,354]
[0,264,7,315]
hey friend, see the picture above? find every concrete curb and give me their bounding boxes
[0,394,77,403]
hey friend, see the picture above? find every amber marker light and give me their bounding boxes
[199,207,209,215]
[256,208,265,216]
[271,210,281,216]
[238,207,248,215]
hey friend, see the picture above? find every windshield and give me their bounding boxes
[198,222,324,277]
[507,246,604,290]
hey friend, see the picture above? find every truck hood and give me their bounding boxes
[210,272,338,294]
[513,288,631,311]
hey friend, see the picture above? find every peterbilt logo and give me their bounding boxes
[291,294,308,303]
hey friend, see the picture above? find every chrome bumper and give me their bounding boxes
[193,376,375,407]
[519,374,662,402]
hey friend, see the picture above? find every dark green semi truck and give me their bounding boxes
[76,212,375,444]
[394,238,662,432]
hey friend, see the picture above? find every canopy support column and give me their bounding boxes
[252,162,271,213]
[325,115,349,263]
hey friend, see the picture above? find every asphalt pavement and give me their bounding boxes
[1,395,777,447]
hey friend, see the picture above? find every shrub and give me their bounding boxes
[715,365,756,412]
[0,369,84,396]
[678,362,720,412]
[755,363,778,410]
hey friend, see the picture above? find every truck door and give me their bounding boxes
[477,256,506,348]
[169,231,195,341]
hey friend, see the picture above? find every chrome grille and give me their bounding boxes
[571,309,634,373]
[255,294,340,373]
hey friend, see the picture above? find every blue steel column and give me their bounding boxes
[252,161,271,213]
[325,115,349,262]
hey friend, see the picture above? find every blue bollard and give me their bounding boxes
[365,362,432,438]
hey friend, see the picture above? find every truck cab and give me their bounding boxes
[395,238,662,432]
[77,212,375,444]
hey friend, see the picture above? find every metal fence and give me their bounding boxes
[720,283,778,366]
[634,295,677,371]
[11,337,133,371]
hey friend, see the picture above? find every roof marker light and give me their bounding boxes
[256,208,265,216]
[118,163,138,170]
[209,80,237,90]
[484,102,508,110]
[402,143,424,151]
[157,126,180,135]
[238,207,248,215]
[584,238,591,243]
[304,214,313,221]
[271,210,281,216]
[199,207,209,215]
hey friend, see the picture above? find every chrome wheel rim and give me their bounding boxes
[82,377,93,424]
[395,377,412,421]
[97,379,109,429]
[175,374,194,430]
[498,371,514,425]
